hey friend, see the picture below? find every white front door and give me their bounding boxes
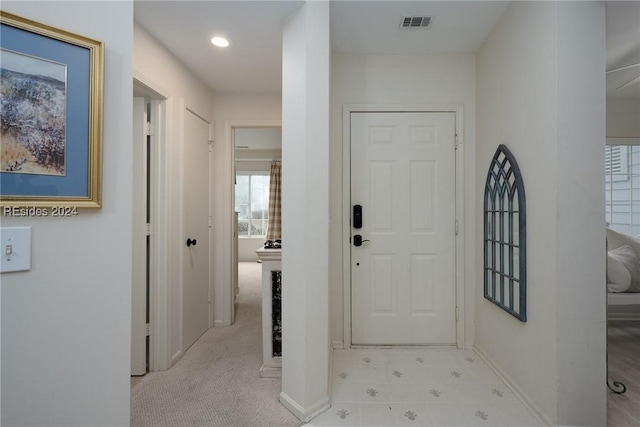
[183,109,211,351]
[351,112,457,345]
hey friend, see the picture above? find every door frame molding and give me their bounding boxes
[342,104,465,349]
[133,72,172,371]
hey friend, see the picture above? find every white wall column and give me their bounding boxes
[556,2,606,425]
[280,1,331,421]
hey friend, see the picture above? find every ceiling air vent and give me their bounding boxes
[400,16,432,29]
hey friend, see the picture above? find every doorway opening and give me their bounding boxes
[232,126,282,323]
[604,137,640,419]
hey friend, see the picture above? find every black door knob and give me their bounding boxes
[186,238,197,247]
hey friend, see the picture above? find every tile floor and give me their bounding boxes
[307,348,541,427]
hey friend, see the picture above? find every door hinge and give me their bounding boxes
[208,216,212,228]
[145,323,151,337]
[455,134,459,149]
[208,293,212,303]
[208,140,214,152]
[145,223,151,236]
[146,121,152,137]
[455,307,459,321]
[455,220,459,235]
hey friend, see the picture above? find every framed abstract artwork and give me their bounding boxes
[0,11,104,208]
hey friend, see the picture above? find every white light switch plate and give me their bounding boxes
[1,227,32,273]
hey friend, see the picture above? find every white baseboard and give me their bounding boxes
[280,392,330,423]
[259,365,282,378]
[213,320,226,327]
[170,350,183,367]
[473,345,553,427]
[332,340,344,349]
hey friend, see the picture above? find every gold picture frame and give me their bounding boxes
[0,11,104,208]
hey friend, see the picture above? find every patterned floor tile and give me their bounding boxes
[357,383,391,403]
[459,403,506,426]
[495,404,541,427]
[447,384,519,404]
[391,403,433,426]
[358,403,397,427]
[385,366,421,383]
[415,384,457,403]
[389,383,421,402]
[326,349,540,427]
[460,365,503,383]
[426,402,471,426]
[332,383,363,403]
[312,403,360,427]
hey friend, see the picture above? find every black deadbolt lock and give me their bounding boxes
[353,204,363,229]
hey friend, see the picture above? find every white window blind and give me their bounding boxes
[605,144,640,235]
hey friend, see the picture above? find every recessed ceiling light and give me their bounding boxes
[211,36,230,48]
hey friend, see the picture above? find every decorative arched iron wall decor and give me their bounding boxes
[484,144,527,321]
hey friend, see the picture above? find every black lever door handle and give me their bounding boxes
[186,238,197,247]
[353,235,370,247]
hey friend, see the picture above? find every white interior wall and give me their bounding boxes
[476,2,606,425]
[330,54,477,348]
[134,22,214,365]
[280,1,331,421]
[1,2,133,425]
[235,128,282,150]
[238,239,262,262]
[475,3,559,421]
[212,92,281,325]
[607,98,640,137]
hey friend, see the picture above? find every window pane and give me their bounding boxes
[235,173,270,237]
[251,219,267,237]
[235,175,250,220]
[251,175,270,221]
[238,220,249,237]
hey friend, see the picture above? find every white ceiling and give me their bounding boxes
[134,1,303,93]
[330,1,508,55]
[134,1,640,99]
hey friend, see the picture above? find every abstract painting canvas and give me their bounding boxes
[1,48,67,176]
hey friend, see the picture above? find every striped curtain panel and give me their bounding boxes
[266,159,282,241]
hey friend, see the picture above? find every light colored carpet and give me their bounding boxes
[131,262,301,427]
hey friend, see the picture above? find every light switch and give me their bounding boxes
[1,227,31,273]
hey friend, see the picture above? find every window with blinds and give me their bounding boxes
[605,145,628,182]
[605,145,640,235]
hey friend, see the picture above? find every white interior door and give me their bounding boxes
[131,97,147,375]
[351,112,457,345]
[183,110,211,351]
